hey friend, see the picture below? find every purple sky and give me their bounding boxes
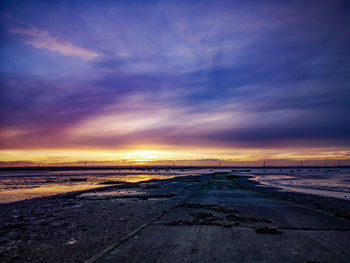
[1,0,350,164]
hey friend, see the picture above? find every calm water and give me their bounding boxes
[1,168,350,203]
[0,168,208,203]
[248,168,350,200]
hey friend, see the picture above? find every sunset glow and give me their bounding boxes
[1,0,350,166]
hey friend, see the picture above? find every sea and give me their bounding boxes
[0,167,349,203]
[0,168,207,203]
[247,168,350,200]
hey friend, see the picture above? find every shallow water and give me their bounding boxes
[248,168,350,200]
[0,168,210,203]
[2,168,349,203]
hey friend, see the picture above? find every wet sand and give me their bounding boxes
[1,172,350,262]
[0,169,198,203]
[0,175,210,262]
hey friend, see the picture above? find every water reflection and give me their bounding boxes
[0,169,208,203]
[248,169,350,200]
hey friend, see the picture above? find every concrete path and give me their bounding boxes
[92,173,350,263]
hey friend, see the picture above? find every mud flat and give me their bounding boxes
[1,172,350,263]
[0,175,211,263]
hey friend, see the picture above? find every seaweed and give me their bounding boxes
[255,226,282,234]
[178,203,238,213]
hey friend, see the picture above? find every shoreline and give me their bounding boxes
[0,178,168,206]
[1,172,349,262]
[1,166,349,172]
[234,174,350,221]
[0,170,201,204]
[0,174,211,262]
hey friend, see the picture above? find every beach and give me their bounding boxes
[0,169,206,203]
[1,171,350,262]
[2,0,350,262]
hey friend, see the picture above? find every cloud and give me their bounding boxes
[0,0,350,158]
[7,18,99,60]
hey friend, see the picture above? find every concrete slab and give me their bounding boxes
[97,225,350,263]
[93,174,350,263]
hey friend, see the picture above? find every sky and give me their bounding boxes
[0,0,350,166]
